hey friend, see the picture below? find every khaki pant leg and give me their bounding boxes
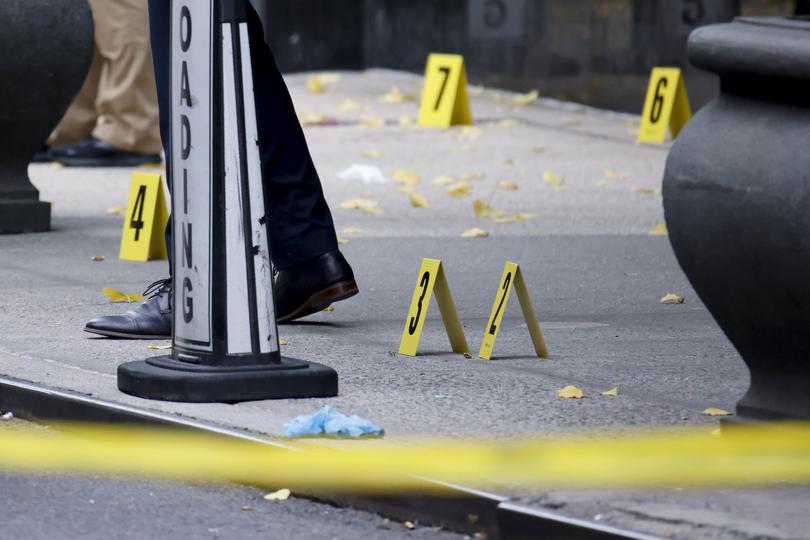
[89,0,162,154]
[47,47,103,146]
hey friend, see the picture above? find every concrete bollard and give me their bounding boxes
[663,17,810,420]
[0,0,93,233]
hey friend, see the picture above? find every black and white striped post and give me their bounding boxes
[117,0,338,402]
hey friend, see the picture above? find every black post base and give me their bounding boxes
[118,355,338,403]
[0,200,50,233]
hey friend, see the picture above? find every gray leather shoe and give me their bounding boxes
[84,279,172,339]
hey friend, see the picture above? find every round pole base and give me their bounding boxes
[118,355,338,403]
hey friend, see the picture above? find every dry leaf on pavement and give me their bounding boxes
[338,98,362,112]
[337,237,348,245]
[264,488,291,501]
[106,206,126,217]
[633,187,656,195]
[455,126,481,141]
[600,387,619,397]
[473,199,505,219]
[323,306,335,312]
[360,149,384,158]
[378,86,415,104]
[542,171,565,187]
[393,169,421,186]
[461,228,489,238]
[447,181,472,197]
[556,385,584,399]
[660,293,685,305]
[494,212,536,223]
[461,172,484,181]
[279,339,289,346]
[410,193,430,208]
[91,256,106,262]
[103,288,143,304]
[399,116,414,126]
[147,344,172,351]
[432,175,454,186]
[340,198,384,215]
[499,180,519,191]
[468,85,485,96]
[703,407,732,417]
[307,74,330,94]
[360,116,385,128]
[513,89,539,105]
[648,222,668,236]
[530,146,545,154]
[342,227,363,235]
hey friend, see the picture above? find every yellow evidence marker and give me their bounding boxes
[638,67,692,144]
[399,258,469,357]
[479,262,549,361]
[418,54,473,129]
[119,172,169,262]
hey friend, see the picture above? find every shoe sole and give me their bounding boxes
[278,279,359,324]
[54,157,163,168]
[83,327,171,340]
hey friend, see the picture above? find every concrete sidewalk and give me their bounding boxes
[3,70,806,539]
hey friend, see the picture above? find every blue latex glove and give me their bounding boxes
[283,406,385,439]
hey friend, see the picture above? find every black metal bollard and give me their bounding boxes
[0,0,93,233]
[117,0,338,403]
[663,17,810,420]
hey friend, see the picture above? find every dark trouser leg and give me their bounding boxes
[147,0,338,272]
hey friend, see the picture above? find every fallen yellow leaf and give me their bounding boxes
[497,119,518,127]
[340,198,384,215]
[306,74,329,94]
[323,306,335,312]
[446,181,472,197]
[559,118,582,127]
[503,158,516,166]
[461,172,484,182]
[392,169,421,186]
[298,110,336,126]
[494,212,536,223]
[499,180,519,191]
[147,344,172,351]
[279,338,289,346]
[513,89,539,105]
[91,256,106,262]
[431,175,454,186]
[105,206,126,217]
[338,98,362,112]
[51,162,65,170]
[103,288,143,304]
[399,115,414,126]
[604,170,629,179]
[264,488,291,501]
[557,385,584,399]
[404,521,416,530]
[342,227,363,236]
[360,116,385,128]
[454,126,481,141]
[378,86,415,104]
[600,387,619,397]
[703,407,732,417]
[461,228,489,238]
[531,146,545,154]
[473,199,505,219]
[468,85,485,97]
[660,293,685,305]
[648,222,668,236]
[542,171,565,187]
[337,237,349,245]
[396,186,415,194]
[410,193,430,208]
[360,149,384,158]
[633,187,655,194]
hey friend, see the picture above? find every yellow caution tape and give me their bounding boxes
[1,423,809,493]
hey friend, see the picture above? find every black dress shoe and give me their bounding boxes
[275,251,358,323]
[50,137,162,167]
[84,279,172,340]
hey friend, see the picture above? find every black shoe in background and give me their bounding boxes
[275,251,359,324]
[84,278,172,339]
[50,136,162,167]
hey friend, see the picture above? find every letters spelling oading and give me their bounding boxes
[178,6,194,324]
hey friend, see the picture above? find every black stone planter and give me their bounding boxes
[663,17,810,420]
[0,0,93,233]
